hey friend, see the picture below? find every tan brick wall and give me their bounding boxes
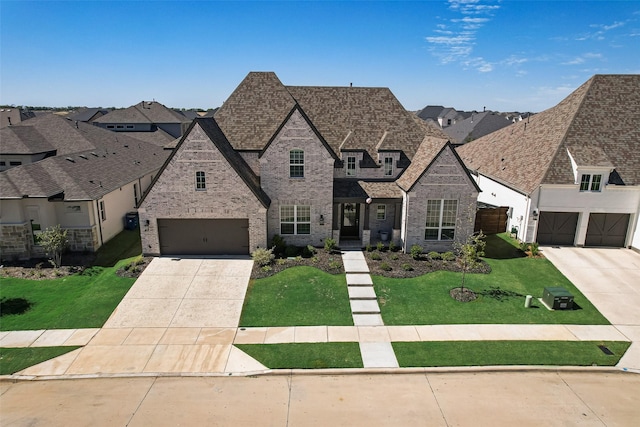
[260,109,335,247]
[403,147,479,252]
[139,123,267,255]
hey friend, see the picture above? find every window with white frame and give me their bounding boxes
[384,157,393,176]
[290,150,304,178]
[196,171,206,190]
[346,156,356,176]
[376,204,386,220]
[425,199,457,240]
[280,205,311,235]
[579,174,602,192]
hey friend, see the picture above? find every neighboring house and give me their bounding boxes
[68,107,111,123]
[458,74,640,250]
[0,116,169,261]
[443,111,513,145]
[0,108,35,128]
[138,72,479,256]
[93,100,192,146]
[437,108,468,128]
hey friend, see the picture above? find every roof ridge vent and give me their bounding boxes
[65,157,75,163]
[79,154,88,159]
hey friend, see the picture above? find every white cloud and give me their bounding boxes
[426,0,499,72]
[562,52,603,66]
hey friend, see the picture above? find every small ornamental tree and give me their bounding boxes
[39,225,69,268]
[456,231,486,293]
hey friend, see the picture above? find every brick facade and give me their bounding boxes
[139,123,268,255]
[403,147,479,252]
[260,109,335,247]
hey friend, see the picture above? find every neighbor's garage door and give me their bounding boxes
[585,213,630,247]
[537,212,578,245]
[158,219,249,255]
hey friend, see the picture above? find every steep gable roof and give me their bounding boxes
[214,72,442,161]
[94,101,189,124]
[458,75,640,194]
[138,117,270,208]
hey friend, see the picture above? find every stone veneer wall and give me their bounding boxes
[139,123,268,255]
[0,224,32,261]
[67,227,99,252]
[403,147,478,252]
[260,109,335,247]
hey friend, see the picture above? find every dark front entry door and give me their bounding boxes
[340,203,360,238]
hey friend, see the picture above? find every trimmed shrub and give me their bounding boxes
[328,260,342,270]
[441,251,456,261]
[284,245,300,257]
[410,244,423,260]
[388,241,397,252]
[380,262,392,271]
[270,234,287,256]
[402,263,414,271]
[376,241,385,252]
[252,247,274,267]
[519,241,530,252]
[324,238,338,252]
[370,252,382,260]
[365,244,373,252]
[302,244,317,258]
[390,253,399,260]
[530,242,540,256]
[428,251,441,260]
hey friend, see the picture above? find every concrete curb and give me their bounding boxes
[2,364,634,383]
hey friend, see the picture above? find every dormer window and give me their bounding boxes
[580,174,602,192]
[384,157,393,176]
[346,156,356,176]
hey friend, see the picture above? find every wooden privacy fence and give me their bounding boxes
[475,206,509,234]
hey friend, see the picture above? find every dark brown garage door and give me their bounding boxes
[537,212,578,245]
[158,219,249,255]
[585,213,630,247]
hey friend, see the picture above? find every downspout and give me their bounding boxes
[95,199,104,248]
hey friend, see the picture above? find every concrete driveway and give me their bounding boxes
[542,247,640,370]
[18,257,268,376]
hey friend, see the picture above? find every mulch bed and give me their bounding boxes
[363,249,491,278]
[251,250,345,279]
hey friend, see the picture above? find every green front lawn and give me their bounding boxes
[0,346,80,375]
[236,342,363,369]
[240,267,353,327]
[393,341,630,367]
[374,234,609,325]
[0,258,137,331]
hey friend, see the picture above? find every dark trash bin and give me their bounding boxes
[124,212,139,230]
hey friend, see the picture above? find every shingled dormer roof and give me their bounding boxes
[214,71,446,161]
[457,74,640,195]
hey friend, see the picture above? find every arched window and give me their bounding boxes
[290,149,304,178]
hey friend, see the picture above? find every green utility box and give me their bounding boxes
[542,287,574,310]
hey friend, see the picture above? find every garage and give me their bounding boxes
[585,213,630,247]
[158,219,249,255]
[537,212,578,246]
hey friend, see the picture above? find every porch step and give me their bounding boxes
[348,286,377,300]
[350,299,381,314]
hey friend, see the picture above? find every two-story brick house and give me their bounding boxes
[138,72,479,255]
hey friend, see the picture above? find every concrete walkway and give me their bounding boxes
[341,250,398,368]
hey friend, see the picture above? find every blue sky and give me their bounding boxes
[1,0,639,112]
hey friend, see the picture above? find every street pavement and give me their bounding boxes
[2,371,639,426]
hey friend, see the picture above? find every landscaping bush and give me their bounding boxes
[284,245,300,258]
[530,242,540,256]
[519,241,529,252]
[390,253,399,260]
[370,252,382,260]
[324,238,338,252]
[252,247,275,267]
[402,263,414,271]
[365,244,373,252]
[410,245,423,260]
[270,235,287,256]
[302,245,317,258]
[376,241,385,252]
[441,251,456,261]
[428,251,441,260]
[328,260,342,271]
[380,262,392,271]
[388,241,397,252]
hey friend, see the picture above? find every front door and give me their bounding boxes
[340,203,360,238]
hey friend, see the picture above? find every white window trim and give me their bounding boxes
[289,149,305,178]
[425,199,457,241]
[384,157,393,176]
[346,156,357,177]
[579,173,603,192]
[280,205,311,235]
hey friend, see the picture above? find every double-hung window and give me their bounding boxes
[99,200,107,222]
[376,204,386,220]
[290,150,304,178]
[425,199,457,240]
[280,205,311,235]
[579,174,602,192]
[384,157,393,176]
[196,171,206,190]
[346,156,356,176]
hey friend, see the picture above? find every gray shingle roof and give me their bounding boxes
[94,101,190,124]
[1,117,169,200]
[214,72,448,161]
[443,111,513,145]
[457,75,640,194]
